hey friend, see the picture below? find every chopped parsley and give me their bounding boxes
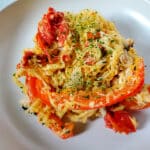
[13,73,16,76]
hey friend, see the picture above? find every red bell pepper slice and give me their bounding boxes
[73,57,144,109]
[26,76,50,106]
[121,84,150,110]
[26,76,74,139]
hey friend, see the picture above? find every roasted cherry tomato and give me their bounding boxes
[21,51,48,67]
[36,7,69,63]
[104,110,137,134]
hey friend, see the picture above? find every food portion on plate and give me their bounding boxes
[13,7,150,139]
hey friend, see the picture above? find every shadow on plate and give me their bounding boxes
[131,111,150,130]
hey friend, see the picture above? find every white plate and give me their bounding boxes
[0,0,150,150]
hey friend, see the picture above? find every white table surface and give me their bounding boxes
[0,0,150,11]
[0,0,16,11]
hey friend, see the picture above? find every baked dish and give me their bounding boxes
[13,7,150,139]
